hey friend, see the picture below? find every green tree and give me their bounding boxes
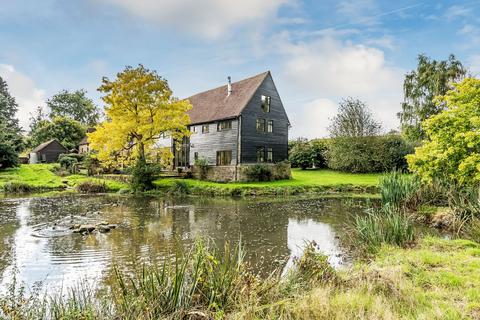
[328,98,381,138]
[89,65,191,191]
[0,123,18,168]
[29,116,85,150]
[0,76,23,156]
[407,78,480,186]
[398,54,466,143]
[47,89,100,126]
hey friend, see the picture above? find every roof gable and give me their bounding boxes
[32,139,68,153]
[186,71,269,125]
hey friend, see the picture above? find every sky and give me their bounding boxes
[0,0,479,138]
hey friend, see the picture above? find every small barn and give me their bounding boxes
[29,139,68,164]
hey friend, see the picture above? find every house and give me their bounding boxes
[78,128,96,154]
[157,71,291,181]
[29,139,68,163]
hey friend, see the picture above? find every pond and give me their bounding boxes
[0,194,373,292]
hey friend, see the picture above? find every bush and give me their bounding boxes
[244,164,273,182]
[76,180,107,193]
[194,157,209,180]
[130,158,160,192]
[2,181,34,193]
[289,139,328,169]
[326,135,412,173]
[0,142,18,169]
[168,180,190,195]
[84,153,101,176]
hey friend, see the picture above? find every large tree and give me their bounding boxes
[88,65,191,190]
[398,54,466,143]
[407,78,480,186]
[47,89,100,126]
[29,116,85,150]
[328,97,381,138]
[0,76,23,167]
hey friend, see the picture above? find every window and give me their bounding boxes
[267,120,273,133]
[266,148,273,162]
[217,120,232,131]
[202,124,209,133]
[190,126,197,133]
[256,118,266,133]
[261,95,271,113]
[216,150,232,165]
[256,147,265,162]
[159,132,170,139]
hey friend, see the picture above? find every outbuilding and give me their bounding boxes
[29,139,68,164]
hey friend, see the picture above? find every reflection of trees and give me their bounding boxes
[0,201,20,275]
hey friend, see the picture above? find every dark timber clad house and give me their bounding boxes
[157,71,291,181]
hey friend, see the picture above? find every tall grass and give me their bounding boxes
[353,207,416,254]
[379,171,419,210]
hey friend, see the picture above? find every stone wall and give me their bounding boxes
[191,163,291,182]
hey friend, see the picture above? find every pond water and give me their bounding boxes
[0,194,372,292]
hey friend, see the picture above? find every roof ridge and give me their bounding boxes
[186,71,269,100]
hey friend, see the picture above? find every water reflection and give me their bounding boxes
[0,195,369,291]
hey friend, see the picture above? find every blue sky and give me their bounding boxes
[1,0,479,137]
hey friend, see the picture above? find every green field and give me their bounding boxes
[155,168,382,189]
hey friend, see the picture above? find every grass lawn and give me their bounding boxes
[0,164,64,189]
[155,168,383,189]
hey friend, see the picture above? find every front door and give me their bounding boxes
[173,136,190,168]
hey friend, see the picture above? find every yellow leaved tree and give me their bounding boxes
[88,65,191,190]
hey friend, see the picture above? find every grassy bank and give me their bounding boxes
[155,169,383,196]
[2,237,478,319]
[0,164,128,193]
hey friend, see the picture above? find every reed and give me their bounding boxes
[379,171,419,210]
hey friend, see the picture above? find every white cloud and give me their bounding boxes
[290,98,337,138]
[468,54,480,76]
[276,34,404,138]
[95,0,290,39]
[0,64,46,130]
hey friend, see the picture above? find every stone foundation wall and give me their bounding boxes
[192,163,291,182]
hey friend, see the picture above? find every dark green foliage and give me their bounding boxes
[244,164,273,182]
[58,156,78,173]
[84,153,101,176]
[326,135,412,173]
[29,117,85,150]
[0,76,23,167]
[169,180,190,195]
[130,158,159,192]
[289,138,328,169]
[47,89,100,126]
[398,54,466,143]
[76,180,107,193]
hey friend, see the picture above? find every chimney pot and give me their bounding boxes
[227,76,232,96]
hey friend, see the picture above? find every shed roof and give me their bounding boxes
[32,139,67,153]
[186,71,269,125]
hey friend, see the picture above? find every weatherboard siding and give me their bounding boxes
[189,120,239,165]
[240,74,289,163]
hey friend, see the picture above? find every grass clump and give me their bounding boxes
[379,170,419,209]
[75,180,107,193]
[2,181,35,193]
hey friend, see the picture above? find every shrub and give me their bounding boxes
[0,141,18,169]
[289,139,328,169]
[84,153,101,176]
[76,180,107,193]
[194,157,209,180]
[58,156,78,171]
[244,164,273,182]
[130,158,160,192]
[2,181,34,193]
[326,135,412,173]
[168,180,190,195]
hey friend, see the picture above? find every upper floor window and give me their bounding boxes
[256,118,266,133]
[190,126,197,133]
[267,120,273,133]
[217,120,232,131]
[202,124,209,133]
[256,147,265,162]
[261,95,271,113]
[159,132,170,139]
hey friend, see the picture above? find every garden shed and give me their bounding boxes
[29,139,68,163]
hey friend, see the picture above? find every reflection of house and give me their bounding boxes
[29,139,68,163]
[157,71,291,181]
[78,128,96,154]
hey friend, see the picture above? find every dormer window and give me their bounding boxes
[261,95,271,113]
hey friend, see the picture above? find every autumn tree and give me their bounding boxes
[398,54,466,143]
[88,65,191,191]
[47,89,100,126]
[407,78,480,186]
